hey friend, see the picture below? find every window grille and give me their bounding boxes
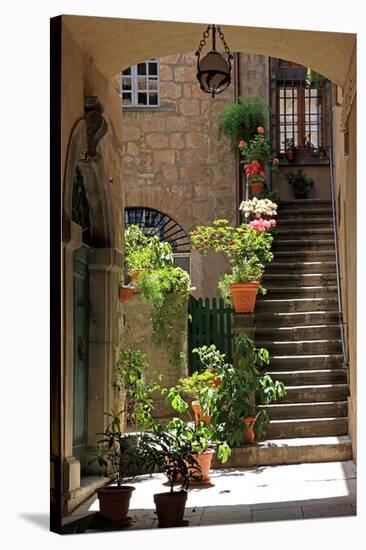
[125,207,191,253]
[121,59,160,107]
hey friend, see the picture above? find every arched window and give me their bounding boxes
[72,166,91,245]
[125,207,191,272]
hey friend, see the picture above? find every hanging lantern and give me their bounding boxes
[195,25,233,98]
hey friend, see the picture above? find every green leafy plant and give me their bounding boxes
[89,410,146,486]
[306,68,326,88]
[218,259,266,305]
[218,96,269,152]
[139,422,201,493]
[212,333,286,446]
[124,225,174,270]
[137,267,193,368]
[286,169,314,197]
[114,349,163,430]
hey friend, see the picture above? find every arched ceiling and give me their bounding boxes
[63,15,356,88]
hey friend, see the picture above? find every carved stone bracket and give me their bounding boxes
[83,96,108,161]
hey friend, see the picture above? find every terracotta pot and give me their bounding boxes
[190,449,215,484]
[153,490,187,528]
[119,285,135,304]
[286,149,296,161]
[98,486,135,522]
[229,281,260,313]
[249,182,264,196]
[243,417,257,443]
[191,400,210,425]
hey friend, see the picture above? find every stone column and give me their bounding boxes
[87,248,124,452]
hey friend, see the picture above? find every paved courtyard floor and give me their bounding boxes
[67,461,356,531]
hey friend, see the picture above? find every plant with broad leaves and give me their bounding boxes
[124,225,174,271]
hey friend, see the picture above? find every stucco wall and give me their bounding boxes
[333,94,357,461]
[272,165,331,201]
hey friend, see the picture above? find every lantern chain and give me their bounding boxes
[195,25,233,59]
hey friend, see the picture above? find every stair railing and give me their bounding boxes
[328,88,349,366]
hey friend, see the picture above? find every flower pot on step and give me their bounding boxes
[191,400,211,425]
[243,416,257,443]
[97,486,135,525]
[190,449,215,485]
[230,281,260,313]
[153,490,188,528]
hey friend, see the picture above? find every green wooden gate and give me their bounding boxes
[188,296,233,373]
[73,244,89,471]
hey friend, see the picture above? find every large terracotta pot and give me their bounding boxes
[243,416,257,443]
[153,491,187,528]
[98,486,135,525]
[249,182,264,196]
[230,281,260,313]
[119,285,135,304]
[191,400,210,425]
[190,449,215,485]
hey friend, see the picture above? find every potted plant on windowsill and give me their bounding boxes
[89,410,144,529]
[284,137,296,161]
[286,168,314,199]
[140,423,201,528]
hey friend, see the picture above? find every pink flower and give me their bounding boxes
[238,140,245,148]
[257,127,265,134]
[273,157,280,165]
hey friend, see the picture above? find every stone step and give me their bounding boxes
[266,261,336,274]
[269,354,343,370]
[234,310,341,329]
[259,401,348,420]
[277,218,333,230]
[273,239,335,252]
[272,251,336,263]
[255,324,341,341]
[264,417,348,439]
[263,273,337,286]
[278,208,333,219]
[212,436,352,468]
[265,369,346,385]
[279,199,332,209]
[279,384,349,403]
[276,228,334,239]
[260,286,338,299]
[256,339,342,355]
[255,297,339,313]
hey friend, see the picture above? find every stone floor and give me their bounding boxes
[66,461,356,531]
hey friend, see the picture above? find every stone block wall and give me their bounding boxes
[121,52,268,298]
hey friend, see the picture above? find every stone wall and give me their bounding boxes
[121,52,268,298]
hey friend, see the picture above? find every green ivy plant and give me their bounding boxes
[124,225,174,270]
[136,267,193,368]
[217,96,269,152]
[114,349,164,430]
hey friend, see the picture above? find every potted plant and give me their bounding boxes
[140,423,201,528]
[113,349,164,431]
[284,137,296,161]
[124,224,174,283]
[239,197,278,222]
[239,127,279,197]
[217,96,269,153]
[89,410,144,528]
[286,169,314,199]
[212,333,286,446]
[191,219,275,313]
[164,418,231,486]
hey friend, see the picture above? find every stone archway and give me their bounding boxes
[62,117,123,514]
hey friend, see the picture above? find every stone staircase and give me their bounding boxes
[226,199,352,467]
